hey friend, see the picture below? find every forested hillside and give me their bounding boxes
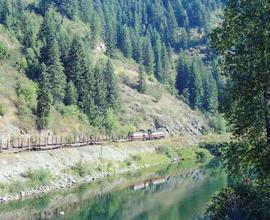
[0,0,225,138]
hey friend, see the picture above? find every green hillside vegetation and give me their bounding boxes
[0,0,226,138]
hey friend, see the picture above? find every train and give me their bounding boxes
[128,130,166,141]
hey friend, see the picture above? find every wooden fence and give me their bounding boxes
[0,134,130,152]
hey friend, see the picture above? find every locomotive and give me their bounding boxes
[129,130,165,141]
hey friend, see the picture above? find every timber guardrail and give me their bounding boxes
[0,135,130,153]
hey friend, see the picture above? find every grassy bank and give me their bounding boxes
[0,135,226,201]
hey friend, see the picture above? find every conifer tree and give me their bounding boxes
[36,64,52,130]
[203,73,218,113]
[104,59,119,110]
[143,38,154,75]
[65,36,89,104]
[104,20,116,57]
[189,59,203,109]
[137,64,147,94]
[64,81,78,106]
[93,62,107,126]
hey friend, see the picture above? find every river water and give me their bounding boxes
[0,160,226,220]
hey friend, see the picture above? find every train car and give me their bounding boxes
[149,131,166,140]
[129,132,147,141]
[129,130,165,141]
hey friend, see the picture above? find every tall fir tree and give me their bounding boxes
[36,64,52,130]
[104,59,119,110]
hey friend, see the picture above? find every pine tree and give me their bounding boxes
[175,53,191,97]
[104,20,116,57]
[104,59,119,110]
[202,73,218,113]
[92,62,107,127]
[64,81,78,105]
[119,25,132,58]
[153,34,163,82]
[36,64,52,130]
[65,36,89,103]
[189,59,203,109]
[143,37,154,75]
[137,64,147,94]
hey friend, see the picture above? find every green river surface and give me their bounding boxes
[0,160,226,220]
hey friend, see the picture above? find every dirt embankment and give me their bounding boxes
[0,135,229,203]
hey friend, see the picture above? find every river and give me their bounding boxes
[0,160,226,220]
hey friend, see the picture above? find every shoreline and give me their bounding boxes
[0,135,229,204]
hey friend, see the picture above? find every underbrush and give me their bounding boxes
[25,168,54,187]
[0,103,6,116]
[0,168,54,195]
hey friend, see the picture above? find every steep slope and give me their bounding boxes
[0,26,208,140]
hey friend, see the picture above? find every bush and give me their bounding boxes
[208,114,227,134]
[195,151,207,162]
[0,103,7,116]
[205,185,270,220]
[8,180,26,194]
[25,168,54,186]
[72,161,91,177]
[16,81,37,119]
[0,42,10,60]
[131,154,142,162]
[156,145,177,159]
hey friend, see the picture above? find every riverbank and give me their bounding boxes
[0,134,229,203]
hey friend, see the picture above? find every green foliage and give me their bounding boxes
[206,185,270,220]
[208,114,226,134]
[36,65,52,130]
[156,145,177,160]
[64,81,78,105]
[16,80,37,122]
[0,103,6,116]
[72,160,91,177]
[137,65,147,94]
[105,108,119,135]
[0,41,10,59]
[25,168,54,187]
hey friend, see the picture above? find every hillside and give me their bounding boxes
[0,0,225,140]
[0,29,207,141]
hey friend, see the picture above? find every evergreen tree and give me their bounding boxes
[104,20,116,57]
[189,59,203,109]
[203,73,218,113]
[46,38,67,102]
[143,37,155,75]
[65,36,89,103]
[175,53,191,97]
[104,59,119,110]
[93,62,107,126]
[36,64,52,130]
[119,25,132,58]
[137,64,147,94]
[64,81,78,105]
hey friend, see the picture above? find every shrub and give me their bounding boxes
[156,145,177,159]
[0,42,10,60]
[8,180,26,194]
[0,103,7,116]
[72,161,91,177]
[25,168,54,186]
[16,81,37,118]
[195,151,207,162]
[131,154,142,162]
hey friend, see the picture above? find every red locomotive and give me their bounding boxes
[129,130,165,141]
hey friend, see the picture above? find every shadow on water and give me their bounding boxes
[0,159,226,220]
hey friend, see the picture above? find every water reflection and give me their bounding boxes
[0,160,226,220]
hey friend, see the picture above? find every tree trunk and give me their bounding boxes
[264,86,270,146]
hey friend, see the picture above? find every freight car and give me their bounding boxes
[129,130,165,141]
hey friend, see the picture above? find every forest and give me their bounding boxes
[0,0,224,133]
